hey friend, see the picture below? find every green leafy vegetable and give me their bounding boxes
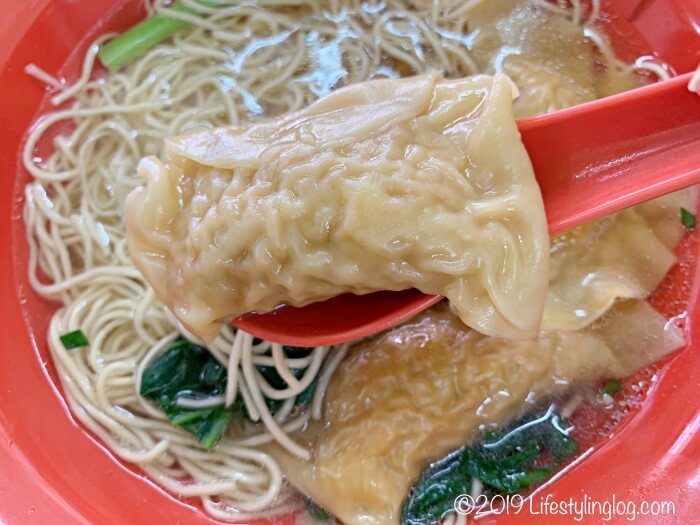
[401,450,472,525]
[141,338,319,448]
[402,408,579,525]
[294,377,318,406]
[98,1,218,71]
[59,329,89,350]
[602,379,622,396]
[140,338,239,448]
[305,498,333,521]
[251,346,317,418]
[681,207,697,230]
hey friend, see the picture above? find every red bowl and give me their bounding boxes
[0,1,699,524]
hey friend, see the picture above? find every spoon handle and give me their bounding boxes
[519,72,700,236]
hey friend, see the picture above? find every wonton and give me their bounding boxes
[126,73,548,342]
[270,302,683,525]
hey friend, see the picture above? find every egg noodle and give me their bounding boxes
[21,0,667,520]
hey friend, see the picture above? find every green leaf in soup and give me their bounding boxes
[482,409,578,466]
[162,401,241,449]
[462,446,554,493]
[140,338,237,448]
[479,427,541,471]
[544,417,579,462]
[247,345,318,419]
[283,345,314,359]
[516,467,556,487]
[140,338,222,400]
[184,406,238,449]
[294,377,318,406]
[402,407,581,524]
[141,338,322,446]
[200,358,226,386]
[402,450,472,525]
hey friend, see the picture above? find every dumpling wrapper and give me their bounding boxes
[543,209,675,331]
[465,0,646,118]
[466,0,596,118]
[543,188,697,331]
[126,73,549,342]
[270,302,684,525]
[635,187,698,250]
[455,0,695,333]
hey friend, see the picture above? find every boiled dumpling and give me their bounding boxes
[270,302,683,525]
[543,188,697,331]
[543,209,675,330]
[635,187,698,250]
[466,0,597,118]
[126,73,548,342]
[465,0,646,118]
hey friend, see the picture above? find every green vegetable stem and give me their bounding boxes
[98,1,217,71]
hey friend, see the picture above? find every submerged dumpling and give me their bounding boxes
[466,0,646,118]
[270,302,683,525]
[543,209,675,330]
[126,73,548,342]
[636,187,698,250]
[466,0,597,118]
[543,188,697,331]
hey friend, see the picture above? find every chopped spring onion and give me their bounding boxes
[681,207,697,230]
[602,379,622,396]
[98,1,217,71]
[59,329,89,350]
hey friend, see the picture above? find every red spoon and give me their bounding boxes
[234,72,700,346]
